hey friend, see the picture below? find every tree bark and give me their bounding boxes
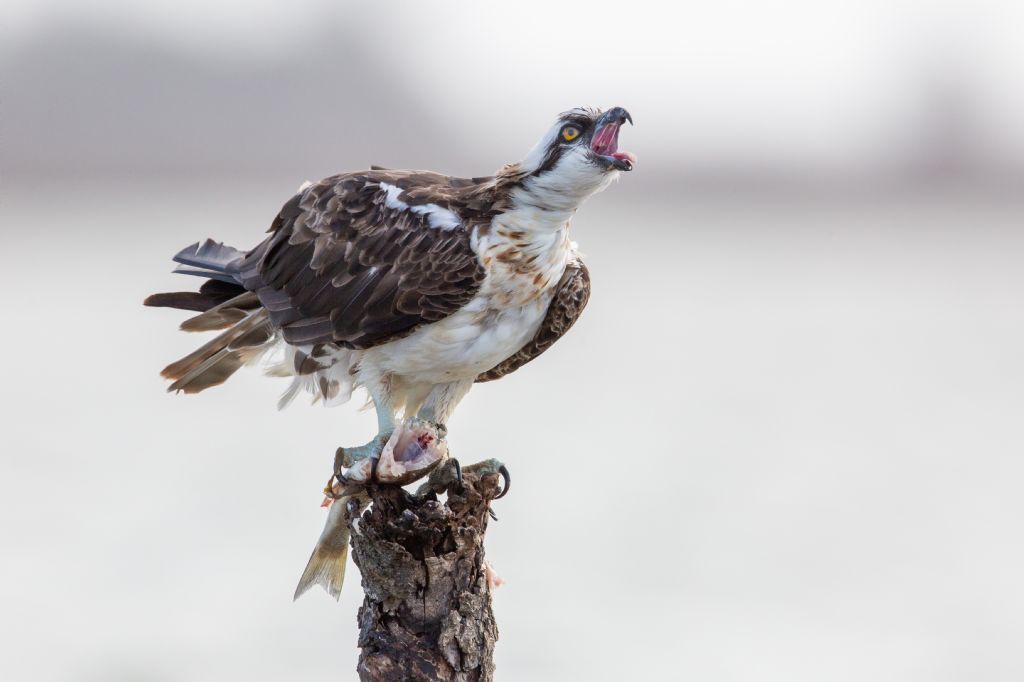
[349,468,501,681]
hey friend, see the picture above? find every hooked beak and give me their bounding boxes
[590,107,635,171]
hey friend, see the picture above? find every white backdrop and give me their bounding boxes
[2,2,1024,680]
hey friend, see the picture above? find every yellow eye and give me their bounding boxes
[561,126,580,141]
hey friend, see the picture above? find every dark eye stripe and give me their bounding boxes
[534,143,565,175]
[530,116,594,177]
[561,116,592,130]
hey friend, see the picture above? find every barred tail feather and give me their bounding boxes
[162,309,275,394]
[179,291,260,332]
[144,279,248,314]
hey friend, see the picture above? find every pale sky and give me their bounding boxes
[4,0,1024,171]
[4,4,1024,680]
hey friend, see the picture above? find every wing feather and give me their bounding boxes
[476,259,591,382]
[237,172,491,349]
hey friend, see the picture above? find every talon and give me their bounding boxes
[452,458,464,492]
[495,464,511,499]
[337,457,375,484]
[488,507,498,521]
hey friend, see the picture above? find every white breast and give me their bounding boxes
[363,210,573,384]
[273,204,578,409]
[363,289,554,384]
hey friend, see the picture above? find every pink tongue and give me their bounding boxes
[612,150,637,165]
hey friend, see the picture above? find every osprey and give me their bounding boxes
[146,106,634,597]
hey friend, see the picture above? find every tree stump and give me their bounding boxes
[349,468,502,681]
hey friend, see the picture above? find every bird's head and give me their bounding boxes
[515,106,635,206]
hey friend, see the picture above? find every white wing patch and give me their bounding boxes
[380,182,461,231]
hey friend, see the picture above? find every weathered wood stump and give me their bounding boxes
[349,468,502,681]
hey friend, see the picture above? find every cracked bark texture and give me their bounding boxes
[349,469,501,681]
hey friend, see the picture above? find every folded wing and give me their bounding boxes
[476,258,591,382]
[238,172,489,349]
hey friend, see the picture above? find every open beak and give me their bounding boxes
[590,106,636,171]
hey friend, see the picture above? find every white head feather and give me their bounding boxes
[515,107,625,214]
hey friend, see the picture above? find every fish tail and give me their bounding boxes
[293,494,362,601]
[293,542,349,601]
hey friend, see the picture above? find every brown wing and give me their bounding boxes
[237,172,489,349]
[476,259,591,382]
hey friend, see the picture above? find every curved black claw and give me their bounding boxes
[488,507,499,521]
[494,464,511,499]
[451,458,464,492]
[333,446,346,475]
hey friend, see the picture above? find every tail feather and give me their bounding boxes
[148,238,269,394]
[167,347,254,394]
[180,291,260,332]
[179,307,248,333]
[161,309,264,380]
[145,278,248,314]
[144,291,223,313]
[172,239,246,276]
[170,266,240,284]
[162,309,274,393]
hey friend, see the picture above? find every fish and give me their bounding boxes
[293,417,449,600]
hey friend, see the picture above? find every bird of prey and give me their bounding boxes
[146,106,634,597]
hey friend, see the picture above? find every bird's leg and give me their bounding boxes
[415,378,473,434]
[408,380,513,503]
[464,459,510,520]
[415,457,509,524]
[414,457,464,497]
[394,380,472,488]
[460,458,511,500]
[334,380,396,485]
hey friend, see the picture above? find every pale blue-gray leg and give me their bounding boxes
[411,380,509,505]
[415,379,474,428]
[405,380,472,493]
[335,376,396,475]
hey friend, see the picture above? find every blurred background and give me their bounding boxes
[2,1,1023,680]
